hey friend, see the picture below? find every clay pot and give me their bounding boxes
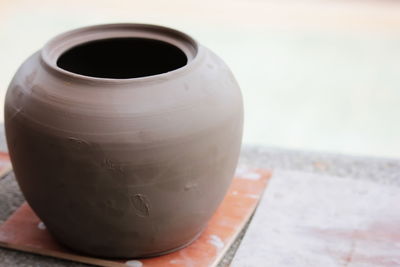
[4,24,243,258]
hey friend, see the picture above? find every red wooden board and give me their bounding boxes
[0,167,271,267]
[0,152,12,179]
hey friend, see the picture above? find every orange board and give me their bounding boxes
[0,167,271,267]
[0,152,12,179]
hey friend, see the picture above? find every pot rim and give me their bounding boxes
[40,23,202,84]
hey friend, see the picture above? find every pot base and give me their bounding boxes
[138,229,203,259]
[55,229,204,259]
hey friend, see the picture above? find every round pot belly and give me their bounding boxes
[5,23,243,258]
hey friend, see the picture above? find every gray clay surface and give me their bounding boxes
[4,24,243,258]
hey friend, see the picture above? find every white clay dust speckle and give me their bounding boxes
[232,191,238,195]
[235,166,261,180]
[235,166,248,176]
[208,234,224,251]
[125,260,143,267]
[169,259,183,264]
[37,222,46,230]
[246,194,259,199]
[241,172,261,180]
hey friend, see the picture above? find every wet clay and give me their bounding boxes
[4,23,243,258]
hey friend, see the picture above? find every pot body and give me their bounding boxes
[4,24,243,258]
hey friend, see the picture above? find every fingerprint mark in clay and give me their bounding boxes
[130,194,150,217]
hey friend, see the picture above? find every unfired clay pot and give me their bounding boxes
[4,23,243,258]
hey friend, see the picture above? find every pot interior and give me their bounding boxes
[56,37,188,79]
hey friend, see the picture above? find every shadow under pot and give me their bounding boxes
[4,23,243,258]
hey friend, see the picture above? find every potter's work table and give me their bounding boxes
[1,132,400,266]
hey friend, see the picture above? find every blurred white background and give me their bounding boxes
[2,0,400,157]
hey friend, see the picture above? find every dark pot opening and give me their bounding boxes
[56,37,188,79]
